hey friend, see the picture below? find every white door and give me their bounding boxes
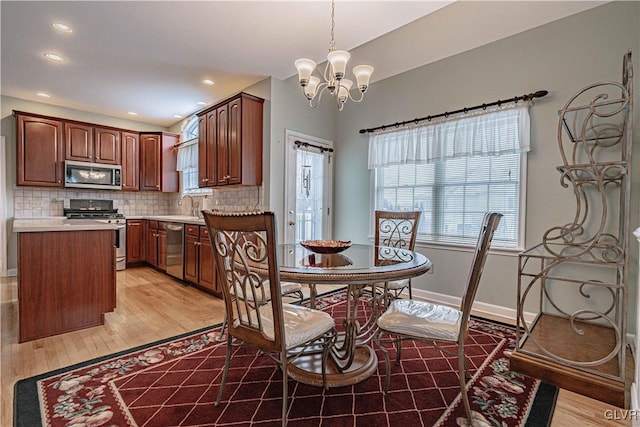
[284,130,334,244]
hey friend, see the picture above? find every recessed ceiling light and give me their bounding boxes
[44,52,65,62]
[53,22,72,33]
[173,114,184,119]
[202,79,214,86]
[36,92,51,98]
[197,101,207,106]
[127,111,138,116]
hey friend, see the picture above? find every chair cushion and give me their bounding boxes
[385,278,409,291]
[259,303,335,349]
[281,282,302,295]
[377,299,462,342]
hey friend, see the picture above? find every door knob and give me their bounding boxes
[288,221,295,226]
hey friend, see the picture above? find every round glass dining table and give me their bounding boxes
[275,243,432,387]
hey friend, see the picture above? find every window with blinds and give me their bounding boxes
[370,105,528,250]
[177,115,207,194]
[374,153,523,248]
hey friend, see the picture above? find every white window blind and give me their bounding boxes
[176,139,199,192]
[370,105,529,249]
[177,115,204,194]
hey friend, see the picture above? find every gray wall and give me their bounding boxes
[267,74,336,241]
[332,1,640,319]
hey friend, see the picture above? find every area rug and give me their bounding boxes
[15,289,557,426]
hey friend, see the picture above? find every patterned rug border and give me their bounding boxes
[13,287,343,426]
[14,287,558,426]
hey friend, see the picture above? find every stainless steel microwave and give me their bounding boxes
[64,160,122,190]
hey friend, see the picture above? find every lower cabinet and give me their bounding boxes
[126,219,145,265]
[18,230,116,342]
[184,224,219,296]
[146,220,167,271]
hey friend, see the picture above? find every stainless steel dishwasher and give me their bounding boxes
[166,223,184,280]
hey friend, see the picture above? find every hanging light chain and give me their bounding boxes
[329,0,336,52]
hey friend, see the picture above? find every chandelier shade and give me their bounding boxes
[294,0,373,111]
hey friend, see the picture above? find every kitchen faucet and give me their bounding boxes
[178,195,199,218]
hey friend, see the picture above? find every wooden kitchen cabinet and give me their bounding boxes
[94,127,121,165]
[146,220,167,271]
[17,229,116,342]
[197,92,263,188]
[126,219,145,264]
[15,110,174,190]
[215,103,229,185]
[121,131,139,191]
[198,111,215,187]
[146,220,158,266]
[64,122,94,162]
[198,226,218,293]
[183,224,219,296]
[139,132,179,192]
[184,225,199,284]
[15,112,64,187]
[65,123,121,165]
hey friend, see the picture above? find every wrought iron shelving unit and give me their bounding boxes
[511,52,634,407]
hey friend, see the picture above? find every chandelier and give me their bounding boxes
[294,0,374,111]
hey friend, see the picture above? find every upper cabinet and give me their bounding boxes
[139,132,179,192]
[65,123,121,165]
[94,127,121,165]
[13,110,181,192]
[197,92,264,188]
[121,131,139,191]
[15,112,64,187]
[64,122,94,162]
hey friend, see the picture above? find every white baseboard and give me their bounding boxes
[412,288,537,326]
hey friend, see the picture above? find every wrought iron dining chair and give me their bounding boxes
[203,211,336,427]
[374,210,421,300]
[374,212,502,426]
[215,281,304,341]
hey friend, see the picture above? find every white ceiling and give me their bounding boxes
[1,1,606,128]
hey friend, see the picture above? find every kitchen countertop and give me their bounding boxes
[141,215,205,225]
[13,217,120,233]
[13,215,207,233]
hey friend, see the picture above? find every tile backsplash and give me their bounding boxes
[13,185,264,218]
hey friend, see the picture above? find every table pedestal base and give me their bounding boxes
[288,346,378,388]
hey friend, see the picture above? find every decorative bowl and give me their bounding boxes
[300,239,352,254]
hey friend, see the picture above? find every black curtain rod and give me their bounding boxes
[359,90,549,134]
[294,140,334,153]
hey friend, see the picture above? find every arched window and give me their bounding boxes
[182,115,199,142]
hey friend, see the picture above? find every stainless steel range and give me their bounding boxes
[64,199,126,270]
[64,198,124,219]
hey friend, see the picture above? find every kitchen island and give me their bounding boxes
[13,218,118,342]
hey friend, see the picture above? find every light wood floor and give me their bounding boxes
[0,267,631,426]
